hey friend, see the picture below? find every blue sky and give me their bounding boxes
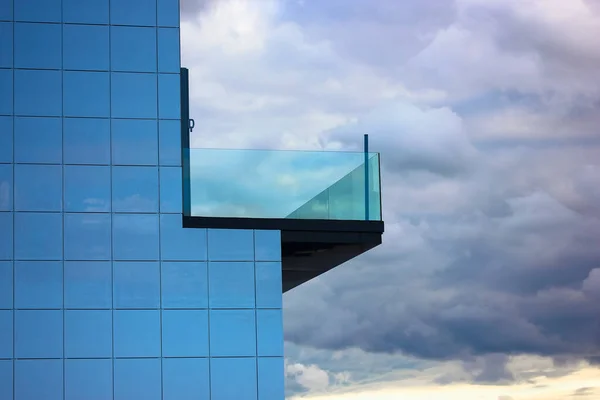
[181,0,600,398]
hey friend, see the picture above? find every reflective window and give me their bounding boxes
[111,26,157,72]
[160,214,208,261]
[112,119,158,165]
[113,261,160,309]
[65,359,113,400]
[112,214,159,260]
[114,310,161,357]
[257,309,284,357]
[64,165,111,212]
[162,310,209,357]
[210,310,257,357]
[255,230,281,262]
[114,359,161,400]
[15,310,63,358]
[208,229,254,261]
[14,22,61,69]
[64,213,112,260]
[0,360,12,400]
[111,0,157,26]
[15,360,63,400]
[112,166,159,213]
[0,164,12,211]
[161,262,208,308]
[63,0,109,25]
[64,118,110,165]
[0,1,11,21]
[14,0,61,23]
[63,24,109,71]
[0,262,11,308]
[14,164,62,211]
[0,213,12,260]
[258,357,285,400]
[0,116,12,162]
[163,358,209,400]
[158,0,179,27]
[14,213,63,260]
[159,167,182,213]
[64,261,112,309]
[159,120,181,166]
[15,261,62,309]
[158,28,180,73]
[159,74,181,119]
[65,310,112,358]
[209,262,255,309]
[14,117,62,164]
[0,310,12,358]
[0,69,13,115]
[64,71,110,117]
[111,72,157,119]
[14,69,62,116]
[211,358,257,400]
[0,22,12,68]
[255,262,282,309]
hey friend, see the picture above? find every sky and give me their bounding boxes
[180,0,600,398]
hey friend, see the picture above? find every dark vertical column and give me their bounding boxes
[180,67,191,217]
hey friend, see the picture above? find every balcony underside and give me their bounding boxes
[183,216,384,292]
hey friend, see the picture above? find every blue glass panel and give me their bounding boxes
[255,262,282,309]
[160,167,182,213]
[257,309,284,356]
[14,69,62,116]
[114,359,161,400]
[0,0,12,21]
[15,310,62,358]
[210,310,257,357]
[113,261,160,308]
[64,261,112,309]
[64,118,111,165]
[64,213,112,260]
[255,230,281,261]
[14,164,61,211]
[162,310,208,357]
[160,214,207,261]
[112,119,158,166]
[63,24,109,71]
[0,360,12,400]
[14,213,62,260]
[209,261,255,309]
[15,360,63,400]
[159,74,181,119]
[112,166,159,213]
[0,70,12,115]
[0,116,12,162]
[65,359,112,400]
[258,358,285,400]
[14,0,61,22]
[0,310,12,357]
[14,117,62,164]
[65,310,112,358]
[0,213,12,260]
[161,262,208,308]
[0,262,11,308]
[0,22,12,68]
[111,0,157,26]
[0,164,12,211]
[211,358,257,400]
[208,229,254,261]
[158,0,179,27]
[159,120,181,166]
[64,165,111,212]
[64,71,110,117]
[111,72,157,119]
[158,28,179,73]
[64,0,109,24]
[111,26,157,72]
[113,214,159,260]
[14,22,61,69]
[163,359,209,400]
[114,310,161,357]
[15,261,62,309]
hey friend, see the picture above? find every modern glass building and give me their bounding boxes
[0,0,383,399]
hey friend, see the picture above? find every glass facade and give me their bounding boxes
[0,0,285,399]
